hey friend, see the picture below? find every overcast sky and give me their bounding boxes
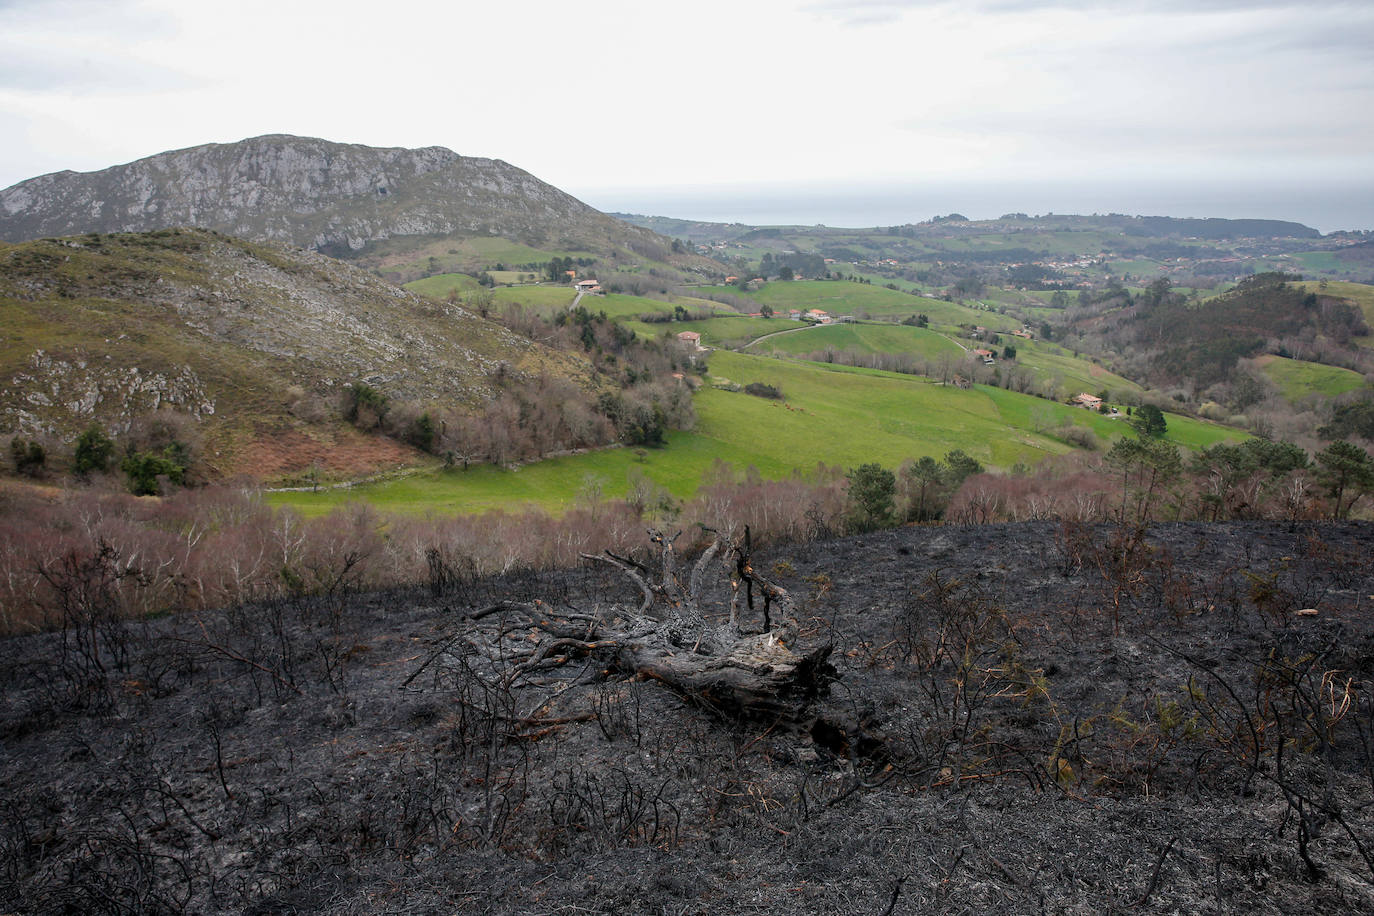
[2,0,1371,228]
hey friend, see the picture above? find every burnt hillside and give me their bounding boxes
[3,521,1374,914]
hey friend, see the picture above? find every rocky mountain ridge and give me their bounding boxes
[0,135,651,256]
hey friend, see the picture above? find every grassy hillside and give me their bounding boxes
[402,272,481,300]
[621,316,790,347]
[488,285,578,312]
[747,323,963,361]
[271,350,1241,516]
[1254,354,1370,402]
[1004,338,1144,397]
[0,230,591,478]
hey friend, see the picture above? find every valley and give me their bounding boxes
[2,0,1373,907]
[1,130,1373,916]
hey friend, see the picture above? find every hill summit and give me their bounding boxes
[0,135,646,256]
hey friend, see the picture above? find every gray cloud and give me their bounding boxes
[0,0,179,40]
[0,0,192,94]
[0,45,203,93]
[812,0,1363,15]
[903,107,1374,160]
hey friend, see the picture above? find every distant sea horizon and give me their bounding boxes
[581,179,1374,236]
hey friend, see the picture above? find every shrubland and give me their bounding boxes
[4,429,1371,638]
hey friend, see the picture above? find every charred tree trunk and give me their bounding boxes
[410,528,836,725]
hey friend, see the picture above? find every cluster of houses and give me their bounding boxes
[1070,393,1123,416]
[970,325,1034,341]
[783,308,855,324]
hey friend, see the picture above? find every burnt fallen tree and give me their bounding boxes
[406,528,836,725]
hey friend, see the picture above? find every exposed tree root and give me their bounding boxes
[408,527,842,729]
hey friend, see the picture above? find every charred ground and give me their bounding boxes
[3,520,1374,914]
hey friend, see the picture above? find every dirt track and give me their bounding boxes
[3,520,1374,914]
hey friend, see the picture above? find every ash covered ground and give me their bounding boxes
[4,520,1374,914]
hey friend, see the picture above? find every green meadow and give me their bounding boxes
[488,285,578,312]
[747,322,964,361]
[739,319,1139,401]
[1256,354,1369,402]
[266,431,783,518]
[1004,338,1144,397]
[699,280,1017,333]
[621,315,796,347]
[269,350,1242,518]
[591,294,738,322]
[403,272,480,299]
[1291,251,1344,273]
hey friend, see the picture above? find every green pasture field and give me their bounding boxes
[268,350,1244,518]
[589,294,738,322]
[450,237,573,267]
[699,351,1236,466]
[1006,339,1143,398]
[1017,290,1072,307]
[1109,259,1166,279]
[265,432,785,518]
[747,323,964,361]
[738,317,1140,402]
[858,296,1017,331]
[488,285,578,313]
[722,280,1016,332]
[749,280,925,314]
[586,293,673,320]
[373,236,579,279]
[1290,252,1343,274]
[621,316,799,348]
[1255,354,1369,402]
[488,271,541,285]
[835,271,931,296]
[1019,307,1061,324]
[403,273,480,299]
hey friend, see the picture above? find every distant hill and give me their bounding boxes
[609,213,759,244]
[615,211,1323,242]
[1030,213,1321,240]
[1068,273,1373,394]
[0,135,695,272]
[0,229,591,478]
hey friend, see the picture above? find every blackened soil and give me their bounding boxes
[3,521,1374,914]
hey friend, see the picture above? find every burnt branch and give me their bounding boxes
[418,530,835,726]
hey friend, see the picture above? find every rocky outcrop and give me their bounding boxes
[0,135,629,252]
[0,229,581,445]
[6,350,214,437]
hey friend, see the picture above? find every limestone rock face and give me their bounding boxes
[0,229,573,447]
[0,135,613,251]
